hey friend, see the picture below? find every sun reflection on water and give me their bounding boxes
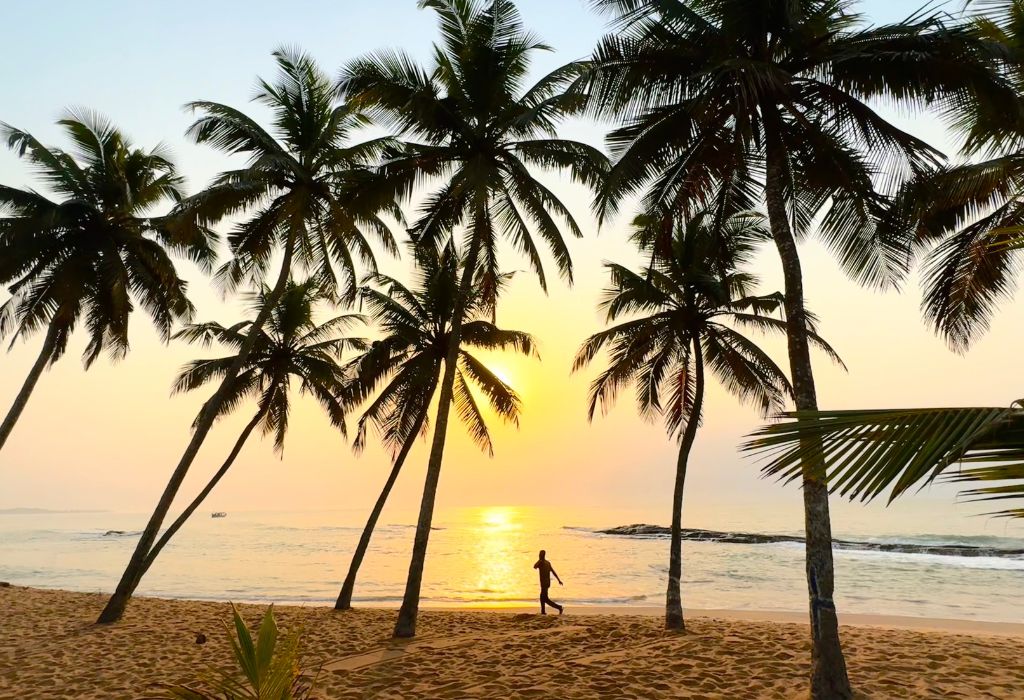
[470,506,527,606]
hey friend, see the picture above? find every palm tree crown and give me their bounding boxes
[582,0,1015,287]
[339,0,608,300]
[183,47,401,301]
[888,0,1024,349]
[0,109,214,364]
[574,210,830,432]
[347,244,536,456]
[174,278,366,451]
[0,110,215,456]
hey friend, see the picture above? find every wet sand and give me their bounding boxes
[1,586,1022,698]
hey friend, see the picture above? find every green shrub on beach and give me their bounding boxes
[159,604,317,700]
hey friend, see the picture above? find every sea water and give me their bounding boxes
[1,506,1022,622]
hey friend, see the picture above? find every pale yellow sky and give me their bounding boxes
[1,1,1022,538]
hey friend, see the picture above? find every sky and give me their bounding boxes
[1,0,1022,537]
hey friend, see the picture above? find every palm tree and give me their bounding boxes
[579,2,1015,694]
[130,278,365,585]
[339,0,608,637]
[0,110,215,454]
[98,48,400,624]
[574,209,840,630]
[743,0,1024,529]
[335,245,535,610]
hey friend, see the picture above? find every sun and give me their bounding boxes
[489,364,514,386]
[479,506,520,530]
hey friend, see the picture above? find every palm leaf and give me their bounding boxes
[744,404,1024,517]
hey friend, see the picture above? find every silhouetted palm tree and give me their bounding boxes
[99,48,400,623]
[580,2,1014,693]
[131,278,364,585]
[335,245,535,610]
[0,111,215,454]
[744,0,1024,531]
[575,209,840,630]
[339,0,608,636]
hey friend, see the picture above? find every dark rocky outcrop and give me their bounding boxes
[596,524,1024,559]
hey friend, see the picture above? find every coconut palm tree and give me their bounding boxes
[98,48,400,624]
[335,245,535,610]
[339,0,608,637]
[0,110,215,454]
[574,209,840,630]
[130,278,365,585]
[579,2,1015,693]
[743,0,1024,532]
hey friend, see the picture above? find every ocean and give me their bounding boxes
[1,505,1022,623]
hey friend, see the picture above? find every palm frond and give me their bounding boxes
[744,405,1024,517]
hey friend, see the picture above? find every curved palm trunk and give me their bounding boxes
[0,323,60,453]
[665,338,705,631]
[393,238,483,638]
[97,235,296,624]
[336,406,431,610]
[137,410,264,579]
[764,124,851,698]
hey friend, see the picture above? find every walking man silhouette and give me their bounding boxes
[533,549,563,615]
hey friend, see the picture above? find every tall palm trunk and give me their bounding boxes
[764,121,852,698]
[336,404,431,610]
[393,236,483,639]
[665,338,704,631]
[137,409,265,579]
[97,235,297,624]
[0,322,60,453]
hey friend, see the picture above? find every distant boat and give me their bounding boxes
[211,512,227,518]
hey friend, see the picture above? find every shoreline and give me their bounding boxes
[8,581,1024,638]
[8,583,1024,635]
[4,585,1023,698]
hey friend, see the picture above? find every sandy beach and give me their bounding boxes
[1,586,1022,699]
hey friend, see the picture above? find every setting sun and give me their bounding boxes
[490,365,514,386]
[478,505,521,531]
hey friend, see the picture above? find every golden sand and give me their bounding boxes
[1,586,1022,698]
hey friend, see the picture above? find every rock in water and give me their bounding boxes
[596,524,1024,558]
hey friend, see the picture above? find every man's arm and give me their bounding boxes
[533,560,540,569]
[552,566,563,585]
